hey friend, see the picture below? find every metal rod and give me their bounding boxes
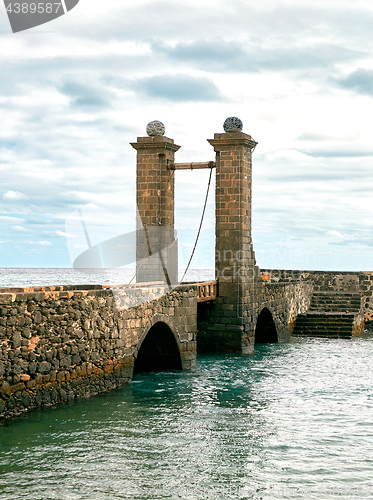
[168,161,216,170]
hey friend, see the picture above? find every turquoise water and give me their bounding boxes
[1,338,373,500]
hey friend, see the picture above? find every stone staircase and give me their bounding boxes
[293,291,363,338]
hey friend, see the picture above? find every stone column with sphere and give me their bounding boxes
[207,117,261,353]
[131,121,180,285]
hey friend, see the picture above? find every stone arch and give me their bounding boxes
[255,306,278,344]
[134,314,182,372]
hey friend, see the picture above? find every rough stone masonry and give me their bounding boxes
[0,284,197,419]
[2,118,373,419]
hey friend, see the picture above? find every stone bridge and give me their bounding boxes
[0,282,197,418]
[1,118,373,419]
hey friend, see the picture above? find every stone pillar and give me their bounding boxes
[131,121,180,285]
[207,117,260,353]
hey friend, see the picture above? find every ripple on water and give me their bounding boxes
[1,338,373,499]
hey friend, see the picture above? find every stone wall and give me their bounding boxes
[359,272,373,326]
[259,281,313,338]
[260,269,361,290]
[301,271,360,291]
[260,269,373,327]
[197,297,245,353]
[197,279,313,349]
[0,284,197,419]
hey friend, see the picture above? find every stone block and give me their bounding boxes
[11,382,25,393]
[60,356,71,369]
[1,381,11,396]
[21,328,31,339]
[226,324,244,332]
[15,294,27,303]
[21,392,31,407]
[207,324,226,332]
[38,361,51,373]
[71,354,81,365]
[73,329,84,339]
[12,332,22,349]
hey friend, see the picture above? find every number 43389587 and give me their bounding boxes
[6,3,62,13]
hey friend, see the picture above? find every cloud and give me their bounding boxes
[55,230,76,238]
[327,230,344,238]
[297,132,335,142]
[24,217,55,225]
[154,39,249,73]
[12,225,32,232]
[61,81,112,108]
[153,39,364,74]
[3,190,28,200]
[266,149,313,163]
[299,148,373,158]
[0,216,25,223]
[337,69,373,95]
[56,230,67,237]
[1,0,373,270]
[27,240,52,246]
[132,74,226,102]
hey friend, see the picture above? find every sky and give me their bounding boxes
[0,0,373,272]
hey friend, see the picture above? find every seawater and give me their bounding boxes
[0,268,215,288]
[1,270,373,499]
[1,341,373,500]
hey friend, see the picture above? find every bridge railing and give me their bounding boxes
[196,280,218,303]
[102,280,218,302]
[102,281,165,290]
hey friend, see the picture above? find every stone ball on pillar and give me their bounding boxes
[223,116,243,133]
[146,120,166,137]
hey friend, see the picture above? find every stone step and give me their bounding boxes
[311,291,361,295]
[296,313,355,322]
[293,311,357,338]
[294,326,353,333]
[308,291,361,313]
[293,330,354,338]
[294,331,354,339]
[309,298,361,305]
[309,300,360,307]
[310,293,360,300]
[294,329,354,336]
[293,290,363,338]
[308,305,360,312]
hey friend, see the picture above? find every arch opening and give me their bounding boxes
[255,308,278,344]
[134,321,182,373]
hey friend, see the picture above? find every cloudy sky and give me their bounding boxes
[0,0,372,272]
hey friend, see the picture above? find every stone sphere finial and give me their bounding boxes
[223,116,243,133]
[146,120,165,137]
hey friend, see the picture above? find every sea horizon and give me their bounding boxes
[0,267,215,288]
